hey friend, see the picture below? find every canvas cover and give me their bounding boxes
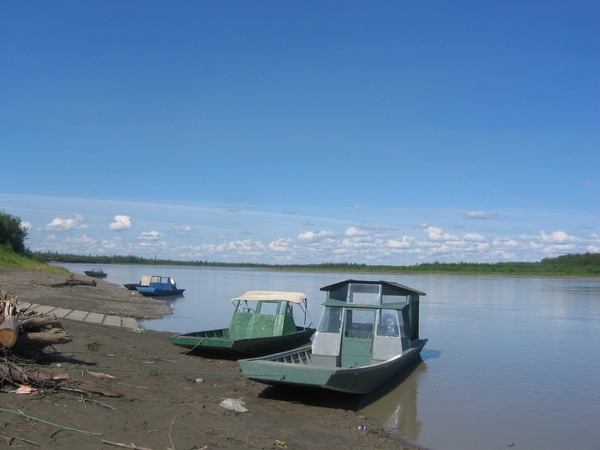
[231,291,307,304]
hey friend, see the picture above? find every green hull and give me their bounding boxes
[238,339,427,394]
[170,326,315,357]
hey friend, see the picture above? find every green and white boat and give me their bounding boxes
[170,291,316,357]
[238,280,427,394]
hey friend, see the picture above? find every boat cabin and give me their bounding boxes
[147,276,177,289]
[229,291,310,340]
[311,280,425,368]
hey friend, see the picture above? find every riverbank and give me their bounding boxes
[0,269,424,449]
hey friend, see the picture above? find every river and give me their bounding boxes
[59,263,600,450]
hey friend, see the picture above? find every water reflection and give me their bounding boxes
[358,357,427,442]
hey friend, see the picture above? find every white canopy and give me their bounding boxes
[231,290,307,304]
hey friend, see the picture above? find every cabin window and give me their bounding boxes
[349,284,381,305]
[258,301,279,315]
[318,307,342,333]
[381,294,405,304]
[344,309,376,339]
[377,310,400,337]
[328,286,348,302]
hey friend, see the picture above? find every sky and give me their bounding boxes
[1,0,598,265]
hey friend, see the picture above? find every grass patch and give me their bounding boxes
[0,247,69,275]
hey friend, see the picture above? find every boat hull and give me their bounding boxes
[136,287,185,296]
[84,271,107,278]
[239,339,427,394]
[170,327,316,357]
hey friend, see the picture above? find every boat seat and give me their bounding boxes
[345,323,373,339]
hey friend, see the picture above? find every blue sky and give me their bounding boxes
[1,1,598,264]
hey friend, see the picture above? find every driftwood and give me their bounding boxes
[0,364,70,387]
[75,383,123,398]
[0,292,20,348]
[51,279,97,288]
[20,315,62,330]
[0,291,71,360]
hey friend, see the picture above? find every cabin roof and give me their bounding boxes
[231,291,308,304]
[319,279,426,296]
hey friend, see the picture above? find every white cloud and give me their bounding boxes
[420,224,459,241]
[345,227,368,237]
[463,233,486,242]
[540,230,575,243]
[139,231,163,240]
[298,230,335,242]
[387,236,413,249]
[173,225,194,234]
[268,238,295,252]
[45,213,88,231]
[108,215,132,231]
[20,221,31,231]
[465,211,499,220]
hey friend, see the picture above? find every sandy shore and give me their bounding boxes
[0,269,423,449]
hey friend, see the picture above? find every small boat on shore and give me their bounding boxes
[238,279,427,394]
[135,276,185,297]
[170,290,316,357]
[84,268,107,278]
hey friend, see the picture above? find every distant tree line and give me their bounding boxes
[34,251,600,277]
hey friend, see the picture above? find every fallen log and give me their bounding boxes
[51,279,97,287]
[0,296,20,348]
[20,315,62,331]
[76,383,123,398]
[0,364,70,387]
[0,316,20,348]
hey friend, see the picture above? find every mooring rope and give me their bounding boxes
[0,407,102,435]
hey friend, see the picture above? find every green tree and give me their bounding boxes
[0,211,28,254]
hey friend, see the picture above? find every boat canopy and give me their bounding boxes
[231,291,307,304]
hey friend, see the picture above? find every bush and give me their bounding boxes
[0,211,28,255]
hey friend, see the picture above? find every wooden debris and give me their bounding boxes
[76,383,123,398]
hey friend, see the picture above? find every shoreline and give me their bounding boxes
[0,268,424,449]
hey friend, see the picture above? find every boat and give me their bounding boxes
[170,291,316,356]
[84,268,107,278]
[124,276,152,291]
[135,276,185,296]
[238,279,427,394]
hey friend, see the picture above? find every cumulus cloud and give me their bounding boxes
[465,211,499,220]
[420,224,459,241]
[139,231,163,240]
[173,225,193,234]
[20,221,31,231]
[463,233,486,242]
[298,230,335,242]
[108,215,132,231]
[269,238,295,252]
[345,227,368,237]
[540,230,575,243]
[387,236,413,249]
[45,213,88,231]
